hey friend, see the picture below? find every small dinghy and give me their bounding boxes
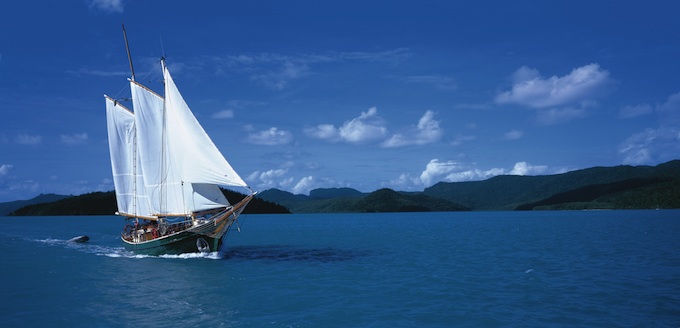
[68,235,90,243]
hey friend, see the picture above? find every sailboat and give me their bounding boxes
[105,27,255,255]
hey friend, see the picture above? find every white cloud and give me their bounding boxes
[504,129,523,140]
[246,127,293,146]
[305,124,340,141]
[61,133,88,144]
[247,168,289,189]
[212,109,234,119]
[88,0,124,13]
[619,127,680,165]
[382,110,443,148]
[339,107,387,143]
[16,134,42,145]
[509,162,548,175]
[292,176,315,194]
[246,168,316,194]
[419,159,464,186]
[0,164,12,176]
[414,159,549,188]
[307,107,387,144]
[496,63,612,108]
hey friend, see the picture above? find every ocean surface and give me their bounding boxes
[1,210,679,327]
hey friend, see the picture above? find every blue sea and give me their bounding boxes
[1,210,679,327]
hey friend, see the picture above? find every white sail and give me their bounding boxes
[105,97,152,217]
[163,63,248,188]
[130,81,188,215]
[131,63,243,215]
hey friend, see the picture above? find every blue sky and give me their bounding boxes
[1,1,679,202]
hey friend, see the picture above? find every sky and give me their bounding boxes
[1,1,680,202]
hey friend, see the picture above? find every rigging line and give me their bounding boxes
[112,81,131,101]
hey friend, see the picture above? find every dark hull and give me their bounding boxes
[121,194,253,256]
[122,229,228,256]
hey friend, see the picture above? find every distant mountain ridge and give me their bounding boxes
[258,160,680,212]
[0,194,70,215]
[423,160,680,210]
[7,189,289,216]
[4,160,680,215]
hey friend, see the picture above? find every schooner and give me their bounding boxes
[105,27,255,255]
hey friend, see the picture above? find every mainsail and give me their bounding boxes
[109,59,248,217]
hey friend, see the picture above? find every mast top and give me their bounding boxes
[122,24,136,81]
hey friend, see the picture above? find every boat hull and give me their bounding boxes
[121,194,253,256]
[122,229,226,256]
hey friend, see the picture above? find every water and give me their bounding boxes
[1,211,679,327]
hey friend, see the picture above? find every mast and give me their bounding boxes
[122,24,136,81]
[123,24,137,216]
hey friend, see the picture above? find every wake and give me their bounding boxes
[34,237,222,260]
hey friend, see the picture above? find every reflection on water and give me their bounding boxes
[221,245,363,262]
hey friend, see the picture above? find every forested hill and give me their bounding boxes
[8,189,289,216]
[259,160,680,212]
[5,160,680,215]
[424,160,680,210]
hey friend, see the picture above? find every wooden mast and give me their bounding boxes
[122,24,136,81]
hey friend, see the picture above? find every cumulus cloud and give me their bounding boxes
[619,127,680,165]
[382,110,443,148]
[16,134,42,145]
[246,127,293,146]
[212,109,234,119]
[246,168,316,194]
[247,168,290,190]
[496,63,612,108]
[88,0,124,13]
[291,176,315,194]
[419,159,465,186]
[509,162,548,175]
[306,107,387,144]
[413,159,549,188]
[61,133,88,144]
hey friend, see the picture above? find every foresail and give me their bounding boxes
[131,81,187,215]
[105,96,152,217]
[163,64,248,188]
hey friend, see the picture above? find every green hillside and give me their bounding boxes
[8,189,290,216]
[258,187,469,213]
[424,160,680,210]
[0,193,70,215]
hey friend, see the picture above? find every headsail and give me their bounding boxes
[105,97,152,217]
[162,61,248,188]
